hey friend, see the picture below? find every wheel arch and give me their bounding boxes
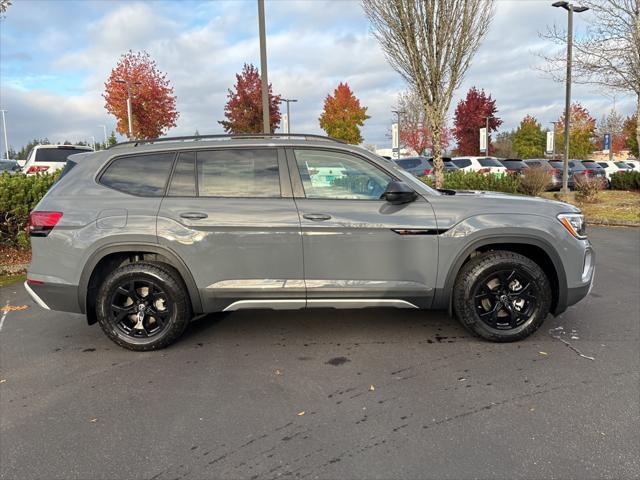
[79,243,203,324]
[438,235,567,316]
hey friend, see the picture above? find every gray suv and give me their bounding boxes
[25,134,595,350]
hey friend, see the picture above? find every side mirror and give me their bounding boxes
[382,181,417,205]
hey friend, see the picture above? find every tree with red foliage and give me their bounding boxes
[219,64,281,134]
[397,89,451,155]
[103,51,178,140]
[623,114,638,158]
[453,87,502,155]
[319,83,370,144]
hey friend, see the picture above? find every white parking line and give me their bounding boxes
[0,302,9,333]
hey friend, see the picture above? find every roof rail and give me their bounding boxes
[107,133,346,149]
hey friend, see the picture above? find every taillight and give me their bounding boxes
[478,168,490,174]
[583,169,593,175]
[549,169,561,175]
[28,211,63,237]
[26,165,50,174]
[423,169,433,175]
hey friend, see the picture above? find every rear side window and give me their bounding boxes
[197,149,280,198]
[453,159,471,168]
[100,153,175,196]
[35,147,90,163]
[168,152,196,196]
[615,162,630,168]
[396,158,421,169]
[478,158,503,167]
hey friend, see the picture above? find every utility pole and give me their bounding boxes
[552,1,589,195]
[282,98,298,134]
[485,116,491,156]
[258,0,270,134]
[90,136,96,150]
[0,109,8,160]
[115,79,141,138]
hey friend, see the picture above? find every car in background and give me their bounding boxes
[625,159,640,171]
[580,160,609,186]
[451,156,507,175]
[393,156,458,177]
[0,159,22,175]
[23,144,93,175]
[596,160,632,183]
[499,158,529,176]
[548,160,605,188]
[523,159,563,190]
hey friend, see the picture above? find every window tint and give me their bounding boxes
[197,149,280,197]
[452,159,471,168]
[478,158,503,167]
[615,162,629,169]
[168,152,196,196]
[100,153,175,196]
[295,149,392,200]
[35,147,91,162]
[396,158,421,169]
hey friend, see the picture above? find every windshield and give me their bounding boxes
[0,161,18,171]
[35,147,90,163]
[478,158,503,167]
[501,160,526,168]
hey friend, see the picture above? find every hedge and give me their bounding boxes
[420,171,521,194]
[0,172,60,249]
[610,171,640,191]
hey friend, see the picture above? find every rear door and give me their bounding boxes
[288,147,439,308]
[157,147,304,312]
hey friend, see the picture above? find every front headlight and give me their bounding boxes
[558,213,587,239]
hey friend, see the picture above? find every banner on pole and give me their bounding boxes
[603,133,611,154]
[479,128,487,153]
[546,131,555,154]
[282,113,289,134]
[392,123,399,150]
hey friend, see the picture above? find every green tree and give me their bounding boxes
[319,82,370,144]
[512,115,545,159]
[623,114,638,158]
[555,103,596,158]
[107,131,118,147]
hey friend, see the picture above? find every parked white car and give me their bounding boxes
[624,159,640,171]
[596,160,632,181]
[451,156,508,175]
[23,144,93,175]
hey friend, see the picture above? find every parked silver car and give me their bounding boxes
[25,134,595,350]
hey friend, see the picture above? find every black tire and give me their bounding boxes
[96,262,191,351]
[453,251,551,342]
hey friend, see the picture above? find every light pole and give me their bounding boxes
[115,79,141,138]
[552,1,589,195]
[99,124,108,145]
[257,0,270,134]
[0,109,8,160]
[391,110,405,159]
[281,98,297,134]
[485,116,491,156]
[90,136,96,151]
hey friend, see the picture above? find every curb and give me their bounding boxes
[587,220,640,228]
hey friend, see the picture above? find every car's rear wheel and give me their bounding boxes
[453,251,551,342]
[96,262,191,351]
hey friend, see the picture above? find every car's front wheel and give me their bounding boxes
[453,251,551,342]
[96,262,191,351]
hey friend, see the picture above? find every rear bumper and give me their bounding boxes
[24,281,81,313]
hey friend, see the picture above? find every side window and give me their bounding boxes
[197,149,280,198]
[397,158,420,169]
[100,153,175,196]
[453,159,471,168]
[294,149,392,200]
[168,152,196,196]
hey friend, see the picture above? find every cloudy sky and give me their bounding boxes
[0,0,636,151]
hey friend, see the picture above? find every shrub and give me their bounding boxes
[420,171,521,194]
[0,172,60,248]
[610,171,640,191]
[574,175,604,203]
[519,167,551,196]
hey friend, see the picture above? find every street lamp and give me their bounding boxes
[115,79,142,138]
[391,110,405,159]
[257,0,270,134]
[0,109,8,160]
[484,116,491,155]
[99,124,108,146]
[552,1,589,195]
[281,98,297,134]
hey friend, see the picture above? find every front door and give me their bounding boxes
[288,148,439,309]
[158,147,304,312]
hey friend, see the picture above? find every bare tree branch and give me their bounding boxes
[363,0,495,187]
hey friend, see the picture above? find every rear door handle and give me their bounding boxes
[180,212,208,220]
[303,213,332,221]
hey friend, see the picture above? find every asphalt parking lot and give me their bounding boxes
[1,226,638,480]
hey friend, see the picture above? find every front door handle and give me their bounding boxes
[180,212,208,220]
[303,213,332,221]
